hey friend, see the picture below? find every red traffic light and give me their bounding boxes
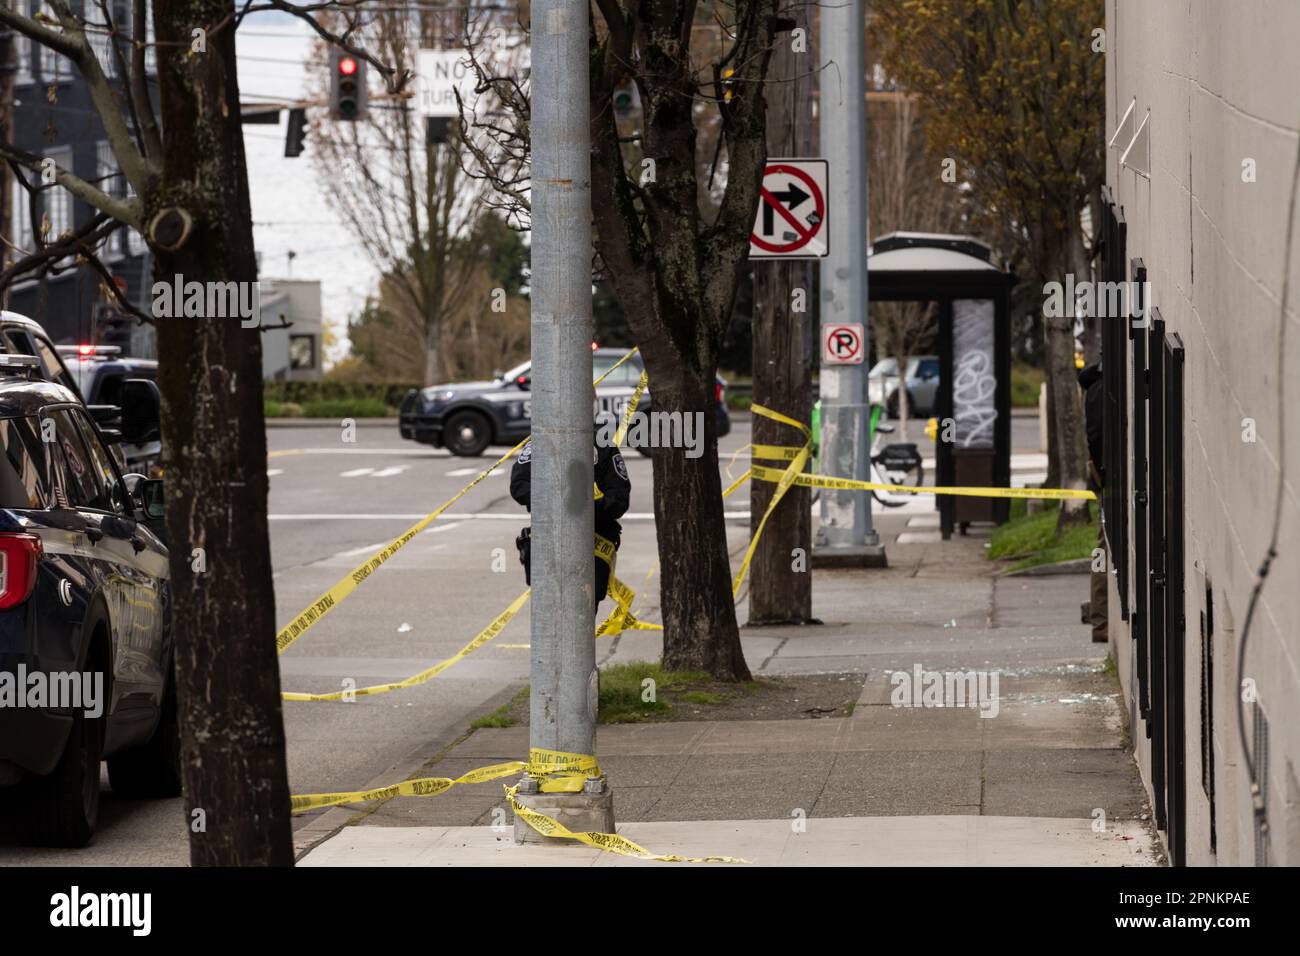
[338,56,358,76]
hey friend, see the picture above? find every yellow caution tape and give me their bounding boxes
[274,441,528,655]
[751,442,804,462]
[596,534,662,638]
[290,760,525,813]
[290,745,746,862]
[595,367,648,500]
[613,371,648,448]
[722,469,752,499]
[505,788,747,863]
[524,747,603,793]
[749,464,1097,501]
[281,590,532,702]
[277,349,642,654]
[731,404,811,596]
[284,532,654,701]
[592,373,661,637]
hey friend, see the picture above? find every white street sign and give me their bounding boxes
[417,50,475,118]
[822,323,865,365]
[750,158,829,259]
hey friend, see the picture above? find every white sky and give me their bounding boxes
[237,12,375,365]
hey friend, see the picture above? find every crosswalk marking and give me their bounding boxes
[339,465,411,478]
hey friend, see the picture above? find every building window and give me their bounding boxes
[289,335,316,371]
[42,147,73,243]
[96,141,126,259]
[144,0,156,74]
[12,1,33,84]
[9,176,34,256]
[87,13,115,77]
[37,2,70,80]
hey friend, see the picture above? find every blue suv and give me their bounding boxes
[0,356,172,847]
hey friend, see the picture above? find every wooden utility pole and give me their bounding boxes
[748,19,815,624]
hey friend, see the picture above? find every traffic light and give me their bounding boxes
[285,107,307,157]
[330,49,368,121]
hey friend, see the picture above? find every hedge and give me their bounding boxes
[263,381,421,408]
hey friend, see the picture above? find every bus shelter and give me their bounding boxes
[867,232,1015,539]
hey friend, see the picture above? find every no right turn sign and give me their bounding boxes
[822,324,865,365]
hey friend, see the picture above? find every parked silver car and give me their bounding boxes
[867,355,940,417]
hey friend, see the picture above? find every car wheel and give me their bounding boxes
[20,704,103,848]
[107,677,182,798]
[443,410,492,457]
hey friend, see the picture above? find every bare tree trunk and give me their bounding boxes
[155,0,291,866]
[748,18,812,626]
[1044,309,1089,527]
[651,367,752,679]
[895,351,910,440]
[1044,374,1059,489]
[424,328,440,386]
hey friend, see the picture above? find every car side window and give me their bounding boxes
[43,409,113,512]
[31,335,81,397]
[71,410,125,513]
[919,359,940,379]
[0,416,53,510]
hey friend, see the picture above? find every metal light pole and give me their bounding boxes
[814,0,885,567]
[514,0,614,841]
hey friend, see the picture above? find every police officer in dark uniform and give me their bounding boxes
[510,401,632,612]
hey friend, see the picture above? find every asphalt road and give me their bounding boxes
[0,409,1043,864]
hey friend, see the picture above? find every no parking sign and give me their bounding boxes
[822,324,864,365]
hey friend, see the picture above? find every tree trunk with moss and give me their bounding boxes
[587,1,779,680]
[154,0,291,866]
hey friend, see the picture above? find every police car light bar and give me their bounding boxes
[56,344,123,359]
[0,354,41,376]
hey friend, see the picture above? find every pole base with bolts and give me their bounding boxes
[811,540,888,568]
[512,776,616,845]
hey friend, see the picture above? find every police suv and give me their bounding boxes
[399,347,731,457]
[0,354,173,848]
[56,345,162,476]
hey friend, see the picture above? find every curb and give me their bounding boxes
[266,418,398,427]
[1001,557,1091,577]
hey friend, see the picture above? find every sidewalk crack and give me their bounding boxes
[978,748,987,815]
[758,637,789,672]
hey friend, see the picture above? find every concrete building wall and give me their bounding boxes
[259,279,323,381]
[1106,0,1300,866]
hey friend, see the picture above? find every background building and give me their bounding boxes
[1102,0,1299,866]
[2,1,156,355]
[259,278,322,381]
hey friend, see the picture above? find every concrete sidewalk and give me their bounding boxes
[301,816,1151,866]
[296,510,1158,866]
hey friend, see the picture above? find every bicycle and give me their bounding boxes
[808,401,925,507]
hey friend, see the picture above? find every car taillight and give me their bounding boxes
[715,382,724,404]
[0,533,42,610]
